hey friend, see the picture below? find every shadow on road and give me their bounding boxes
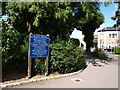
[107,57,118,62]
[85,53,118,67]
[85,54,103,67]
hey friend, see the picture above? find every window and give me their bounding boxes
[115,34,117,38]
[109,34,111,38]
[112,34,115,38]
[112,33,117,38]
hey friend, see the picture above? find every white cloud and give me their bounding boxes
[115,5,118,8]
[113,8,118,14]
[113,11,115,15]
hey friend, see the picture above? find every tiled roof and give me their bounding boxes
[94,34,98,38]
[98,27,120,32]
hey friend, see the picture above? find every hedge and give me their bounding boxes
[93,48,108,60]
[115,47,120,54]
[49,38,86,74]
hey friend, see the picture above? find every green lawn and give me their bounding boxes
[112,54,120,59]
[116,55,120,59]
[118,56,120,59]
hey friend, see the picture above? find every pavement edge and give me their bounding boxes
[0,69,83,89]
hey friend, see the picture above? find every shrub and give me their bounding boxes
[93,48,108,60]
[2,22,28,73]
[115,47,120,54]
[33,58,45,75]
[2,22,85,75]
[69,38,80,46]
[49,38,86,74]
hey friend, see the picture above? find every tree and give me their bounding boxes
[3,2,74,40]
[2,2,104,73]
[111,2,120,27]
[72,2,104,52]
[2,2,105,55]
[82,11,104,52]
[2,2,77,74]
[2,20,28,71]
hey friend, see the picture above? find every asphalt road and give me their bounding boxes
[13,54,118,88]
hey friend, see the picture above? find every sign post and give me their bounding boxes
[28,50,32,78]
[28,34,50,78]
[45,34,49,76]
[45,56,49,76]
[28,33,32,78]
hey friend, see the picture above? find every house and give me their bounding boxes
[93,34,98,48]
[97,27,120,50]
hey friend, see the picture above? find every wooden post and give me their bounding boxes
[28,33,32,78]
[28,50,32,78]
[45,34,49,76]
[45,56,49,76]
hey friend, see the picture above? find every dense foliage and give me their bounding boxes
[75,3,104,52]
[23,38,85,75]
[2,2,74,40]
[2,2,104,76]
[32,57,46,75]
[2,2,104,44]
[115,47,120,54]
[93,48,108,60]
[2,22,28,72]
[111,2,120,27]
[49,38,86,74]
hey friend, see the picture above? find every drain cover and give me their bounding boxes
[71,78,83,83]
[75,79,80,82]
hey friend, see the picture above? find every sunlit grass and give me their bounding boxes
[112,54,120,59]
[118,56,120,59]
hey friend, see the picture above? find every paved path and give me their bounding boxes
[13,54,118,88]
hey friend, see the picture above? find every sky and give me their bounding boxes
[95,2,118,32]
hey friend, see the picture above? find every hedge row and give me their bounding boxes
[115,47,120,54]
[49,39,86,74]
[93,48,108,60]
[33,39,86,74]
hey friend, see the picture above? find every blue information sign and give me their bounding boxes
[29,34,50,58]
